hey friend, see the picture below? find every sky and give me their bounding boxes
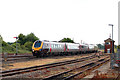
[0,0,119,45]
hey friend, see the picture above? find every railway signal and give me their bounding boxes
[13,36,18,55]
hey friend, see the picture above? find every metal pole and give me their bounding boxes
[116,2,120,67]
[16,38,17,55]
[109,24,114,69]
[112,25,114,53]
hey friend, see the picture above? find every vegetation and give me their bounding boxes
[0,35,2,53]
[1,33,118,54]
[96,44,104,49]
[1,33,39,53]
[96,43,118,53]
[1,36,75,53]
[59,38,74,43]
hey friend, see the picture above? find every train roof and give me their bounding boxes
[35,40,97,47]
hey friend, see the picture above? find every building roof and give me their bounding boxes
[104,38,115,42]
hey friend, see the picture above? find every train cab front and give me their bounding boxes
[32,40,43,56]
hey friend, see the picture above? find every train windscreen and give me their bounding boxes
[34,41,41,48]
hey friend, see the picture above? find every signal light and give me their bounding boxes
[13,37,18,39]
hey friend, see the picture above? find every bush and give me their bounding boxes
[24,41,33,51]
[1,33,39,53]
[2,44,16,53]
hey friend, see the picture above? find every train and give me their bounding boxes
[32,40,98,57]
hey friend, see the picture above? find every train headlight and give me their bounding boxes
[32,49,34,52]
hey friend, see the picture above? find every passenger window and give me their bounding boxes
[60,45,61,48]
[82,46,84,48]
[56,44,58,48]
[51,44,53,48]
[45,44,48,47]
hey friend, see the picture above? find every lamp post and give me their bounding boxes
[108,24,114,69]
[108,24,114,53]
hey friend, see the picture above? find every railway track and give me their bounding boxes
[43,57,110,80]
[1,54,102,78]
[2,56,35,62]
[1,53,95,62]
[1,53,33,62]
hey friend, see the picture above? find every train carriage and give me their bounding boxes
[32,40,98,57]
[66,43,80,54]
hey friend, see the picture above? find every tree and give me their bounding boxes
[17,32,39,45]
[17,33,26,45]
[0,35,3,41]
[97,44,104,49]
[2,41,16,53]
[24,33,39,43]
[0,35,2,53]
[24,41,33,51]
[59,38,74,43]
[1,33,39,53]
[11,43,21,50]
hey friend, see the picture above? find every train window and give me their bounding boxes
[60,45,62,48]
[55,44,57,48]
[106,42,110,45]
[51,44,53,48]
[82,46,84,48]
[58,45,60,48]
[44,43,48,47]
[34,41,41,48]
[56,44,58,48]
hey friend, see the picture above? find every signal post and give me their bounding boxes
[13,37,18,55]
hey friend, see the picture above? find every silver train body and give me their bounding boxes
[32,40,98,57]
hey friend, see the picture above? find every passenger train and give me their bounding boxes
[32,40,98,57]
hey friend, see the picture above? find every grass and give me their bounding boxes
[114,48,117,53]
[98,49,104,52]
[18,49,31,53]
[98,49,118,53]
[2,49,31,54]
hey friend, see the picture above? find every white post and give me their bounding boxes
[118,1,120,45]
[115,1,120,68]
[117,2,120,56]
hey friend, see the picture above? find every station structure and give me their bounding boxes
[104,38,115,53]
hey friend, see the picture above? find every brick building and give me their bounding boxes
[104,38,115,53]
